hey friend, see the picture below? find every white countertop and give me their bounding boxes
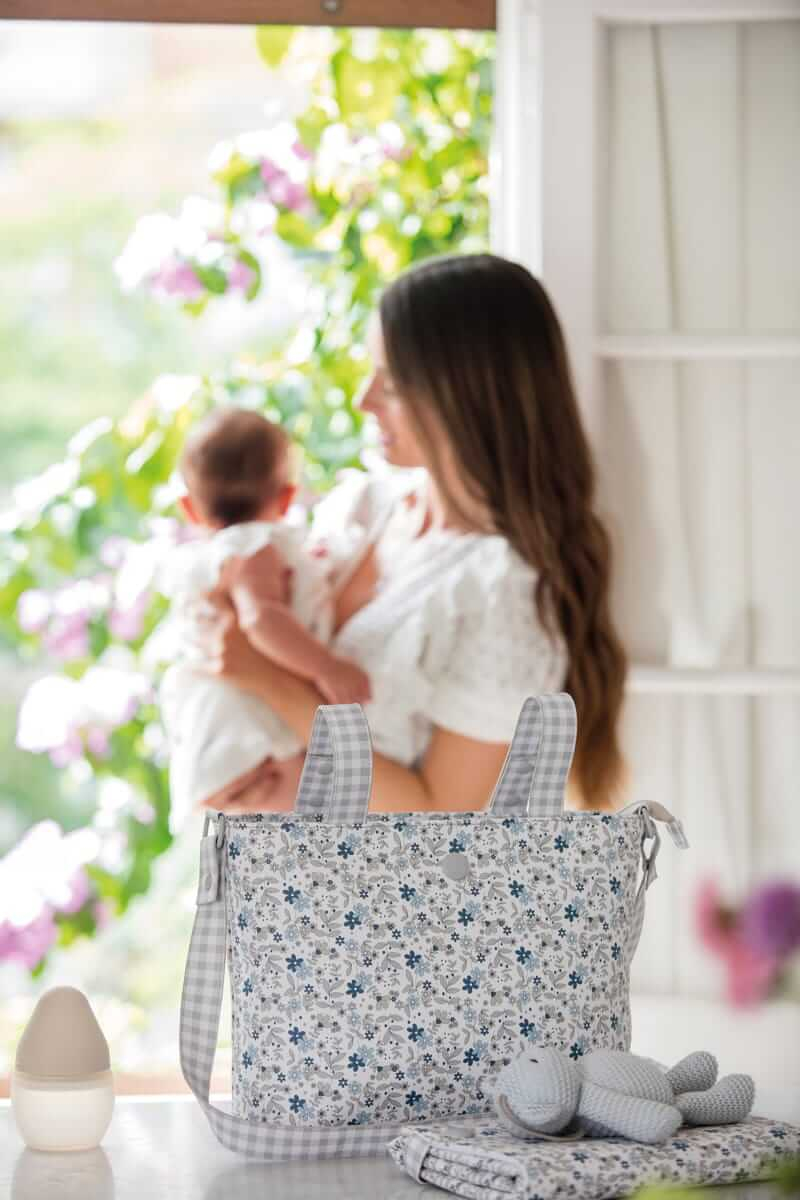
[2,1095,794,1200]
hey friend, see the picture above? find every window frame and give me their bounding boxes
[0,0,495,29]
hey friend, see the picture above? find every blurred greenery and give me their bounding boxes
[0,24,494,973]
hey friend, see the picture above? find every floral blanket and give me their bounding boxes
[387,1116,800,1199]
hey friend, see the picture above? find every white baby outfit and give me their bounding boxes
[161,466,567,833]
[159,520,334,834]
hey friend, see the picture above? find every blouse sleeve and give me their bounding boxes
[420,541,567,744]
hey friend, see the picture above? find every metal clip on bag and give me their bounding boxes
[180,694,688,1160]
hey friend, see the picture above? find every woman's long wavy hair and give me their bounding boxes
[379,254,627,809]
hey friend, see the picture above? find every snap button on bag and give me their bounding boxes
[440,851,470,881]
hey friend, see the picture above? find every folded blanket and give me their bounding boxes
[387,1116,800,1200]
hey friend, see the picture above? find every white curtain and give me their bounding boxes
[595,20,800,996]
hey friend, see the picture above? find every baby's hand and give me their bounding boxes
[316,657,372,704]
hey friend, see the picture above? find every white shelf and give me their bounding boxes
[596,335,800,361]
[628,665,800,695]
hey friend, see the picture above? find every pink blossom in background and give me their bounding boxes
[44,612,91,661]
[227,259,257,295]
[60,869,91,915]
[292,138,313,161]
[696,879,781,1007]
[153,257,205,302]
[260,157,282,184]
[0,909,58,971]
[85,726,111,759]
[108,590,150,642]
[93,900,112,930]
[49,731,86,768]
[741,882,800,959]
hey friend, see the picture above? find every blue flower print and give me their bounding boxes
[519,1018,537,1040]
[405,950,422,970]
[228,841,241,859]
[286,954,304,973]
[611,943,621,960]
[509,880,525,898]
[568,971,583,989]
[516,946,533,965]
[237,911,248,930]
[242,1049,254,1069]
[458,905,477,927]
[449,837,466,853]
[288,1026,305,1045]
[569,1042,585,1060]
[554,835,569,852]
[283,885,301,905]
[343,910,362,930]
[406,1091,423,1108]
[242,977,253,995]
[346,979,365,998]
[610,877,621,894]
[337,839,356,859]
[399,884,416,902]
[462,975,479,994]
[564,903,579,922]
[289,1095,306,1113]
[348,1053,366,1072]
[610,1014,619,1031]
[407,1023,425,1043]
[463,1047,481,1066]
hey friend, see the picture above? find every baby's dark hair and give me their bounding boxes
[181,408,290,527]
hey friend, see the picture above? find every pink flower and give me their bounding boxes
[109,590,149,642]
[60,869,91,915]
[292,139,313,161]
[44,613,90,661]
[741,882,800,960]
[85,727,111,759]
[153,258,205,302]
[0,909,57,971]
[260,158,282,184]
[227,259,257,295]
[695,879,781,1008]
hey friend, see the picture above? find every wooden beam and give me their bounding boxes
[0,0,496,29]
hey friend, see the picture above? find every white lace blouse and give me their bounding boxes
[310,466,567,766]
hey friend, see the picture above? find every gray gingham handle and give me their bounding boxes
[294,704,373,822]
[179,818,413,1159]
[489,693,577,818]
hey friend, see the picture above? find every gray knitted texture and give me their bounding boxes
[494,1047,755,1145]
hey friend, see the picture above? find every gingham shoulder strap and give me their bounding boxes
[179,814,414,1159]
[294,704,373,821]
[489,693,577,817]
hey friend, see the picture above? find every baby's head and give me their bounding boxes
[179,408,295,529]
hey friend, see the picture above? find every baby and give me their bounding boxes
[159,407,370,833]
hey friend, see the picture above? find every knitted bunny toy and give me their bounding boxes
[494,1048,754,1145]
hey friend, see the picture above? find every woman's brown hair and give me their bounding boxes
[379,253,627,809]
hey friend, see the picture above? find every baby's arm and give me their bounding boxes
[227,543,371,704]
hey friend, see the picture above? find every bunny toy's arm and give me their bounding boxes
[579,1082,683,1145]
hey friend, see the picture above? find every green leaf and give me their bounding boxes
[333,52,406,124]
[194,264,228,295]
[255,25,295,68]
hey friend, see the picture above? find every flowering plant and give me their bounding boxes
[696,878,800,1007]
[0,26,493,974]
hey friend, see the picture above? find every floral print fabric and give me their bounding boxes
[225,808,643,1129]
[387,1115,800,1199]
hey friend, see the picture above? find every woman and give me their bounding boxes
[207,254,627,813]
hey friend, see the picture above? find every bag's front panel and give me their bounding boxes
[225,810,640,1129]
